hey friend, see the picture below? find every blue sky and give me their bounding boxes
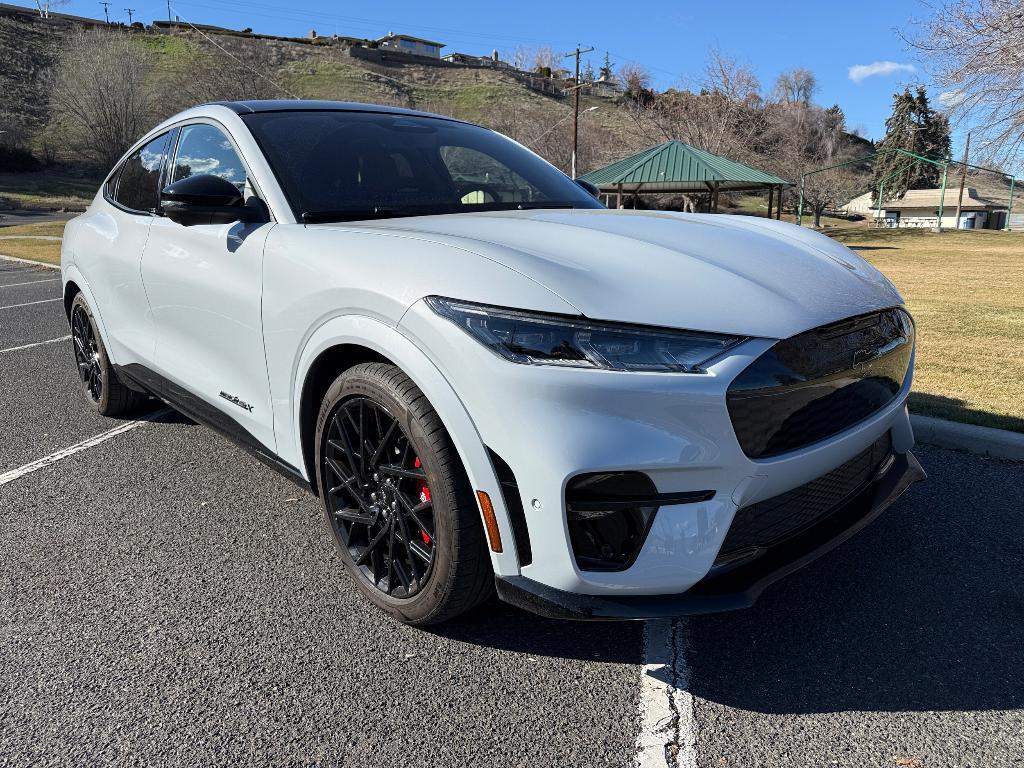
[59,0,944,146]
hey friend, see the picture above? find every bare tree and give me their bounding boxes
[48,28,155,169]
[772,67,816,105]
[633,50,764,160]
[908,0,1024,162]
[619,62,652,97]
[164,35,291,113]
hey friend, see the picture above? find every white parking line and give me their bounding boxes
[0,408,172,487]
[0,298,61,310]
[0,335,71,354]
[635,619,697,768]
[0,278,60,288]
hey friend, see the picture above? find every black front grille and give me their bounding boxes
[715,433,892,566]
[727,308,914,458]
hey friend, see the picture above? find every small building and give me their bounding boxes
[377,33,444,58]
[881,188,1005,229]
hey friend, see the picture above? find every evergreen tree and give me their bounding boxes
[598,51,614,83]
[582,60,595,83]
[871,86,952,202]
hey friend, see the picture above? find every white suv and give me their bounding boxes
[61,101,925,625]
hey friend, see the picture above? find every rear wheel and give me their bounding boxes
[315,362,493,625]
[69,293,144,417]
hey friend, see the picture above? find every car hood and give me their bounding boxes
[313,209,903,339]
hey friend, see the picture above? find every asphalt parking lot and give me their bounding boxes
[1,256,1021,767]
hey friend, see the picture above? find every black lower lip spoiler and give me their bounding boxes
[494,451,926,621]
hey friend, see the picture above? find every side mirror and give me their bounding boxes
[160,174,267,226]
[575,178,601,199]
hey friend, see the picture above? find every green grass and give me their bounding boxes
[830,226,1024,433]
[0,170,99,212]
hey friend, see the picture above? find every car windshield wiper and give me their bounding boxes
[301,201,587,224]
[301,207,416,224]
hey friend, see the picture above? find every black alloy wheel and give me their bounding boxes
[72,303,102,402]
[322,396,437,599]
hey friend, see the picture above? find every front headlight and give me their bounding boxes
[425,296,746,373]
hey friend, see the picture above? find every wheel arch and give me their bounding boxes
[290,315,521,577]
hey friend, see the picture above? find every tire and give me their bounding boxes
[69,293,145,417]
[315,362,494,625]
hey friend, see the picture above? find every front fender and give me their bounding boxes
[288,314,520,577]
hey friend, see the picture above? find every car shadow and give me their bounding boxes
[685,443,1024,714]
[426,597,644,665]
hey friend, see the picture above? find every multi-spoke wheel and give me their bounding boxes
[315,362,494,625]
[68,293,144,417]
[323,396,437,599]
[72,302,102,403]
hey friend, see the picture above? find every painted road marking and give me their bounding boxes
[0,298,61,310]
[0,408,172,487]
[0,278,60,288]
[0,335,71,354]
[636,619,696,768]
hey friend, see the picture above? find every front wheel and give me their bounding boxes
[314,363,493,625]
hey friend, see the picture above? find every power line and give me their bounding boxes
[168,3,300,100]
[98,1,110,23]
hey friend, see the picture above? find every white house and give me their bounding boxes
[843,188,1008,229]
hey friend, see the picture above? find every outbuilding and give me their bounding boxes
[578,140,789,216]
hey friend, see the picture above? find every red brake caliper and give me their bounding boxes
[413,457,431,545]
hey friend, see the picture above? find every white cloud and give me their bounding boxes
[848,61,916,84]
[938,89,967,108]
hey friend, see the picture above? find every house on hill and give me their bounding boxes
[377,33,444,58]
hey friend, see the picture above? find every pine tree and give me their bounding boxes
[598,51,614,83]
[871,86,952,202]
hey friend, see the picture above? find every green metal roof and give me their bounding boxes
[579,140,789,192]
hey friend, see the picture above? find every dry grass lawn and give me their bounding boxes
[0,221,65,265]
[2,220,1021,432]
[831,226,1024,433]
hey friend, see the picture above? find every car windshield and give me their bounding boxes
[241,110,603,222]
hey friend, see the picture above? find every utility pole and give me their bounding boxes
[99,0,110,22]
[124,7,134,24]
[564,45,593,179]
[166,0,172,23]
[954,132,971,230]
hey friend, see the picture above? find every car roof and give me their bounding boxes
[206,100,469,124]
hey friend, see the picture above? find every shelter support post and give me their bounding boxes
[1007,178,1015,231]
[935,164,949,232]
[616,183,622,209]
[776,186,782,220]
[767,187,773,219]
[797,176,805,226]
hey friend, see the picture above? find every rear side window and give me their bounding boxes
[113,132,171,213]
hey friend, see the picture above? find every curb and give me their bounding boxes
[911,414,1024,461]
[0,253,60,270]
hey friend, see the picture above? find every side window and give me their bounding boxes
[170,124,249,194]
[112,132,171,213]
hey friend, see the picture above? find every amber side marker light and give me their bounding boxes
[476,490,503,553]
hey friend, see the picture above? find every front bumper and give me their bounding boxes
[494,450,925,620]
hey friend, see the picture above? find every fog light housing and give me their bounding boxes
[565,472,661,572]
[565,472,716,572]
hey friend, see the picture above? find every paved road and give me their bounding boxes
[0,256,1021,767]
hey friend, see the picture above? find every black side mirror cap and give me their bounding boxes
[160,174,267,226]
[575,178,601,199]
